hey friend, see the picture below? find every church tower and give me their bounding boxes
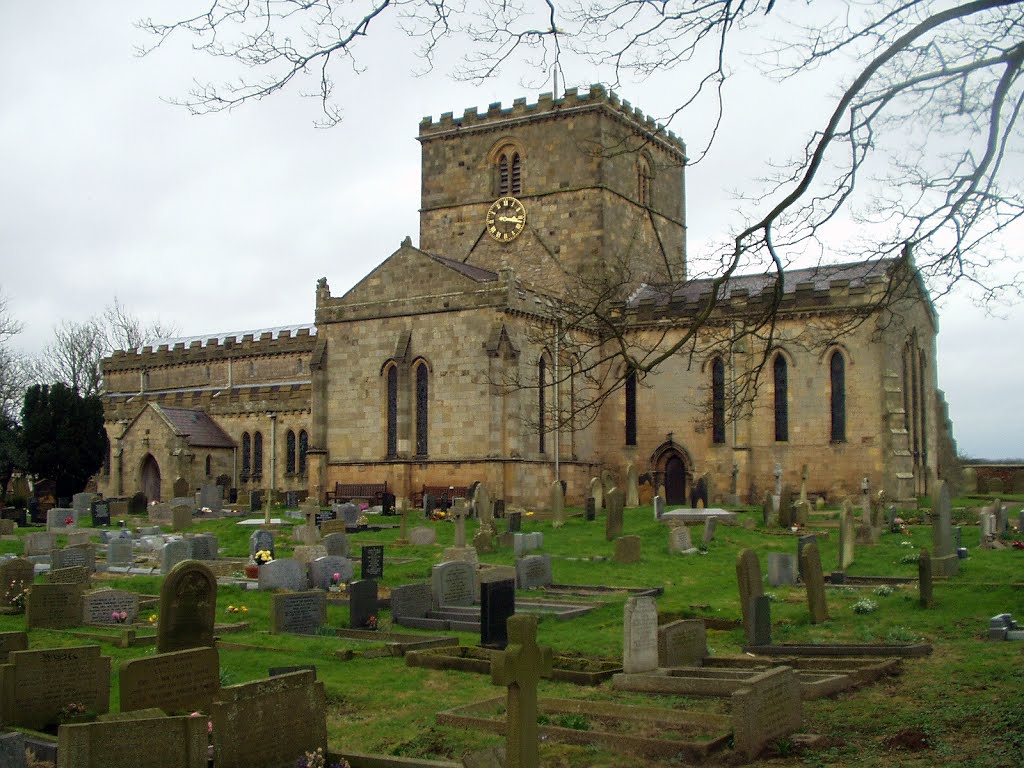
[417,85,688,296]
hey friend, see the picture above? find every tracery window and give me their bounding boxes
[241,432,251,479]
[298,430,308,475]
[286,430,296,474]
[253,431,263,478]
[415,362,429,457]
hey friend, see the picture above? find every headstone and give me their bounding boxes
[409,526,436,546]
[590,477,604,510]
[800,542,828,624]
[82,589,139,625]
[348,579,378,629]
[119,647,220,714]
[148,502,172,526]
[762,492,774,527]
[72,493,93,518]
[337,502,360,529]
[26,583,84,629]
[613,535,641,564]
[930,481,960,577]
[689,476,708,509]
[453,501,468,548]
[793,499,810,526]
[702,517,717,545]
[584,497,596,521]
[187,534,218,561]
[51,544,96,572]
[601,469,616,496]
[489,614,552,768]
[507,511,522,532]
[605,488,624,541]
[161,540,191,574]
[210,671,327,768]
[107,537,133,567]
[432,560,475,607]
[668,525,694,553]
[249,529,275,559]
[653,495,665,520]
[257,558,308,592]
[47,565,91,586]
[731,667,802,760]
[90,500,111,527]
[778,486,794,528]
[292,545,328,565]
[797,534,818,581]
[493,499,506,518]
[514,554,552,590]
[766,553,796,587]
[838,503,855,569]
[622,595,659,674]
[918,548,933,608]
[0,631,28,663]
[0,557,34,609]
[271,590,327,634]
[736,549,764,642]
[361,544,385,579]
[481,579,515,649]
[320,518,347,536]
[657,619,706,667]
[390,582,432,621]
[309,556,353,591]
[47,507,77,530]
[25,531,56,556]
[752,595,772,646]
[0,732,24,768]
[474,484,493,524]
[0,518,13,536]
[156,560,217,653]
[625,462,639,507]
[56,711,208,768]
[199,483,224,512]
[0,645,111,729]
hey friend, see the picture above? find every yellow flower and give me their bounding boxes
[227,605,235,613]
[525,511,535,517]
[241,606,248,613]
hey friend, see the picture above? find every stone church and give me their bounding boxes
[97,86,956,509]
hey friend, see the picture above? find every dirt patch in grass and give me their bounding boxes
[883,728,930,752]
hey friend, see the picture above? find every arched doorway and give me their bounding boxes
[141,454,161,502]
[650,439,692,506]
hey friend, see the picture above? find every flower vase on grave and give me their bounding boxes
[244,564,260,579]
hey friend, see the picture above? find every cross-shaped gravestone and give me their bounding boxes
[453,500,467,549]
[490,614,553,768]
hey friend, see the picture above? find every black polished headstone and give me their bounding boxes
[585,497,596,521]
[285,491,300,508]
[90,500,111,527]
[250,490,264,513]
[752,594,772,646]
[349,579,379,629]
[382,493,397,516]
[493,500,506,519]
[480,578,515,649]
[361,544,384,579]
[507,512,521,533]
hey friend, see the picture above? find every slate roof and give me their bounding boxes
[629,258,899,306]
[425,252,499,282]
[154,405,235,448]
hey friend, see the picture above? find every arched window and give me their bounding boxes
[241,432,251,479]
[625,369,637,446]
[253,431,263,478]
[298,430,309,475]
[415,362,429,457]
[918,349,928,467]
[538,356,547,453]
[773,354,789,442]
[711,357,725,444]
[497,150,523,196]
[205,454,212,477]
[286,430,296,474]
[830,351,846,442]
[637,156,652,206]
[386,364,398,458]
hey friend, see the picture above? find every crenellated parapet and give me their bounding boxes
[418,84,686,159]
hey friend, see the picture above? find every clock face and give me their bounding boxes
[486,197,527,242]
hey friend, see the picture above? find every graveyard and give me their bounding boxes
[0,484,1022,768]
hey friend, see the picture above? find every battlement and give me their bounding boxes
[418,84,686,156]
[104,324,317,370]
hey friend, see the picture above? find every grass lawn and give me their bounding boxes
[2,493,1023,767]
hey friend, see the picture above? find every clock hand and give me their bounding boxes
[497,215,524,223]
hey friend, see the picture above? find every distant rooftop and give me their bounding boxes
[154,404,235,448]
[425,252,499,282]
[130,324,317,353]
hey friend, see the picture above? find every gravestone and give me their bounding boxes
[601,469,616,496]
[390,582,432,621]
[187,534,218,561]
[761,492,774,526]
[72,492,93,513]
[249,529,275,559]
[0,518,13,536]
[766,553,796,587]
[210,670,327,768]
[653,495,665,520]
[507,511,522,532]
[292,545,328,565]
[119,647,220,713]
[493,499,506,518]
[107,537,133,567]
[199,483,224,512]
[409,526,436,546]
[702,518,717,545]
[613,535,641,564]
[0,645,110,729]
[736,549,764,643]
[308,556,353,591]
[689,476,708,509]
[157,560,217,653]
[838,503,855,569]
[605,488,625,541]
[361,544,385,579]
[622,595,659,674]
[657,619,706,667]
[337,502,359,529]
[796,534,818,582]
[625,462,640,507]
[481,578,515,649]
[320,518,347,536]
[26,583,84,629]
[90,500,111,527]
[432,560,475,607]
[0,557,34,609]
[453,501,468,548]
[270,590,327,634]
[778,485,794,528]
[474,484,493,524]
[258,558,308,591]
[173,478,190,497]
[65,531,92,548]
[161,540,191,575]
[56,711,208,768]
[930,481,960,577]
[0,731,24,768]
[918,548,933,608]
[47,565,91,586]
[731,667,802,760]
[800,542,828,624]
[514,554,552,590]
[51,544,96,572]
[348,579,378,629]
[25,531,55,556]
[585,497,596,521]
[590,477,604,510]
[793,499,810,526]
[82,588,139,625]
[668,525,694,553]
[47,507,77,530]
[0,631,28,663]
[752,595,772,646]
[149,503,172,526]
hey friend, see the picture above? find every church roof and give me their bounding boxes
[424,252,499,282]
[153,404,235,448]
[630,258,900,306]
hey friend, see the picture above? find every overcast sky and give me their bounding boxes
[1,2,1021,460]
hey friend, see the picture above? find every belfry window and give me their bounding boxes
[497,151,522,196]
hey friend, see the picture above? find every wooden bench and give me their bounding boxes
[325,482,388,506]
[411,485,472,509]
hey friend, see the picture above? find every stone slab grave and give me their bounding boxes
[407,644,622,685]
[660,508,738,525]
[27,582,84,629]
[270,590,327,634]
[210,670,327,768]
[82,588,139,625]
[742,642,933,657]
[731,667,803,759]
[57,710,208,768]
[157,560,217,653]
[0,645,111,729]
[119,646,220,713]
[333,629,458,659]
